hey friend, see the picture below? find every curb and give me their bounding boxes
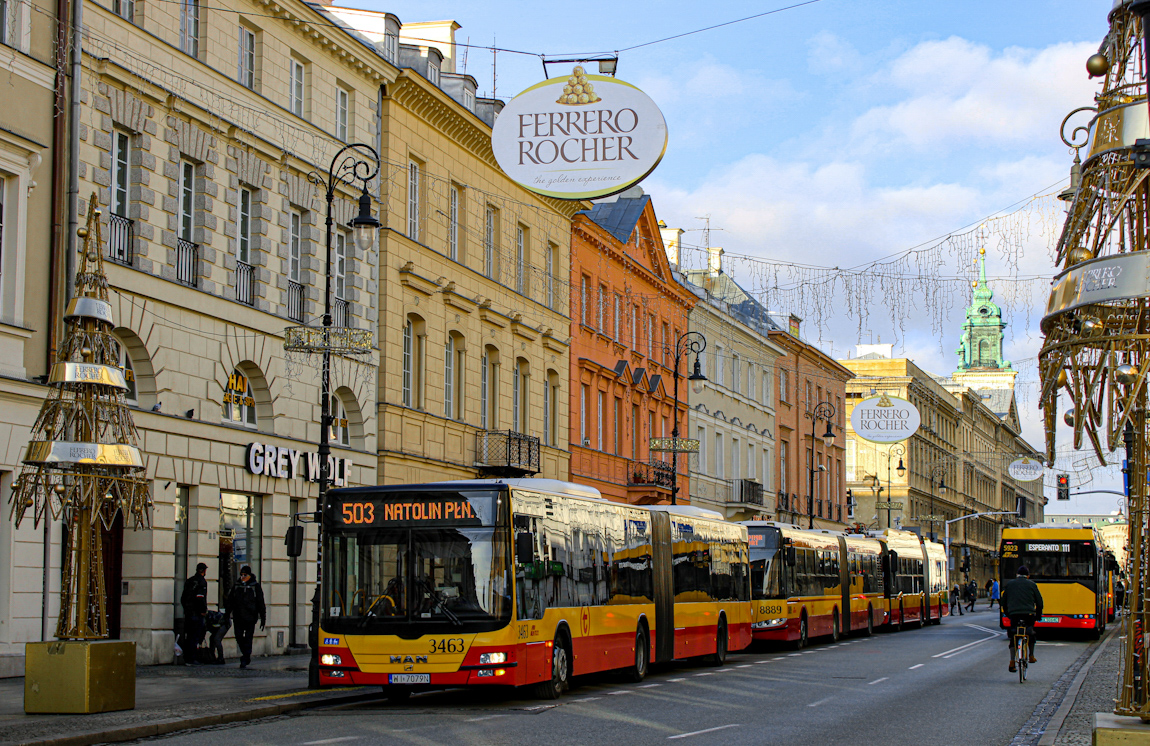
[1036,623,1120,746]
[9,690,379,746]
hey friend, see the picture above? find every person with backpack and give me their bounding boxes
[180,563,209,664]
[225,565,266,669]
[950,582,965,616]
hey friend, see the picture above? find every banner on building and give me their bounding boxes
[850,393,920,444]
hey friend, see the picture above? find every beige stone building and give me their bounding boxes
[676,248,784,521]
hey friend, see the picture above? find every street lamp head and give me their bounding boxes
[821,421,835,448]
[938,476,946,492]
[688,356,707,395]
[896,458,906,478]
[349,187,381,251]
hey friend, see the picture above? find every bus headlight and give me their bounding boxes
[479,652,507,664]
[752,618,788,629]
[320,654,342,666]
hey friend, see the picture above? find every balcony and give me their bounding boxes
[475,430,540,477]
[236,260,256,306]
[628,459,674,490]
[333,297,349,327]
[108,213,133,264]
[732,479,764,505]
[176,237,198,287]
[288,280,305,322]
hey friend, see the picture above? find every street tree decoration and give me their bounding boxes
[8,195,151,639]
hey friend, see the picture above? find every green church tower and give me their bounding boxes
[957,248,1011,370]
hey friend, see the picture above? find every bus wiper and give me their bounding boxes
[420,579,463,626]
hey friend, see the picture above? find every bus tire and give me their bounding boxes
[831,612,841,643]
[706,615,728,666]
[918,601,927,628]
[864,607,874,637]
[533,633,570,700]
[623,624,649,682]
[794,613,809,650]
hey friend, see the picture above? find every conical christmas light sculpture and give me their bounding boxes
[9,194,151,640]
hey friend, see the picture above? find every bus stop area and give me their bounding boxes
[0,653,370,746]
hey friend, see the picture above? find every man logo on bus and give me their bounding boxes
[389,655,428,664]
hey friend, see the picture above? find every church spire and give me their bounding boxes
[956,248,1011,371]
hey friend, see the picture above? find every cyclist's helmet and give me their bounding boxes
[1017,565,1030,577]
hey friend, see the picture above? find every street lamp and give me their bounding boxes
[928,463,947,541]
[669,331,706,505]
[806,401,836,529]
[885,443,906,529]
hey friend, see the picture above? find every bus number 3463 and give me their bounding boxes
[341,502,375,524]
[429,638,465,654]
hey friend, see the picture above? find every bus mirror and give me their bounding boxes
[785,546,797,567]
[516,532,536,564]
[285,525,304,558]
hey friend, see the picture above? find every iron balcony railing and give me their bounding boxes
[475,430,540,476]
[176,237,198,287]
[236,260,256,306]
[732,479,764,505]
[287,280,305,322]
[333,297,349,327]
[628,459,674,489]
[108,213,133,264]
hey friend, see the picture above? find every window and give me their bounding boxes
[333,231,346,299]
[516,224,526,295]
[613,398,621,456]
[763,370,771,405]
[222,367,257,428]
[383,30,398,62]
[631,306,639,350]
[597,391,605,450]
[614,295,622,341]
[117,342,137,405]
[633,405,640,460]
[580,384,588,446]
[402,317,424,409]
[463,88,475,111]
[646,314,653,359]
[428,60,440,86]
[732,354,741,394]
[289,210,302,282]
[448,185,460,260]
[113,0,133,21]
[237,188,252,264]
[444,333,463,420]
[747,363,756,400]
[335,87,349,141]
[512,359,525,432]
[546,243,556,308]
[111,131,130,217]
[697,426,706,472]
[219,493,262,607]
[481,347,498,428]
[661,322,669,366]
[747,443,755,481]
[597,284,606,330]
[238,27,255,88]
[781,441,788,492]
[714,347,724,387]
[780,369,789,403]
[484,205,497,278]
[543,372,558,447]
[329,393,349,446]
[178,161,195,241]
[173,486,190,623]
[407,160,420,241]
[580,275,590,325]
[732,437,740,481]
[180,0,199,56]
[715,433,724,480]
[290,58,305,116]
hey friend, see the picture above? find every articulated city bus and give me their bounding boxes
[876,528,930,629]
[313,479,751,699]
[999,525,1106,638]
[923,539,950,624]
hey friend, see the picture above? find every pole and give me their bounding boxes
[671,348,680,506]
[808,413,816,529]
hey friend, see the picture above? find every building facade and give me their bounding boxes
[770,316,852,529]
[679,249,784,521]
[568,192,697,504]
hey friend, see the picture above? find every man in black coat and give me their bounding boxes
[225,565,266,669]
[180,562,209,664]
[1002,565,1044,672]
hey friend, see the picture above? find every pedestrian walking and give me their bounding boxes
[225,565,266,669]
[204,609,231,664]
[965,579,977,612]
[950,582,965,615]
[180,562,209,664]
[989,578,1000,609]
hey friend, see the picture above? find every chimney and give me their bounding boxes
[660,223,683,269]
[707,246,724,275]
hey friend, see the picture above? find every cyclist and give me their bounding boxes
[1001,565,1043,673]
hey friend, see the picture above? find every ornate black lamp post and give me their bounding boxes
[884,443,906,529]
[928,463,947,541]
[805,402,836,528]
[668,331,706,505]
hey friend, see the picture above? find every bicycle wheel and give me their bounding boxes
[1017,636,1027,683]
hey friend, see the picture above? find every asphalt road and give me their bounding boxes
[144,607,1099,746]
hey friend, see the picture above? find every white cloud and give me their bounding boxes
[806,31,862,75]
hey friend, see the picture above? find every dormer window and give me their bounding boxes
[428,60,440,86]
[463,88,474,111]
[383,31,398,63]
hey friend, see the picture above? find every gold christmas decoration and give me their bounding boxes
[9,194,151,640]
[556,66,601,106]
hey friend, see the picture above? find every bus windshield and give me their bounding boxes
[749,528,783,600]
[1001,539,1096,585]
[322,490,513,634]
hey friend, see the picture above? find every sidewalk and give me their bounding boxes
[1052,627,1123,746]
[0,653,373,746]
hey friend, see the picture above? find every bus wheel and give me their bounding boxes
[932,602,942,625]
[864,607,874,637]
[706,616,728,666]
[831,612,841,643]
[624,625,649,682]
[918,602,927,629]
[534,635,570,700]
[383,686,411,702]
[794,614,809,650]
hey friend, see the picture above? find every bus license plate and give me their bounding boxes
[1041,616,1059,624]
[389,674,430,684]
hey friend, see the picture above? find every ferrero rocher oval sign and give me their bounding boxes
[850,393,921,444]
[490,66,668,200]
[1008,457,1045,482]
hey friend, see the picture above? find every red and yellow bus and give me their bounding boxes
[313,479,752,699]
[1000,525,1106,637]
[876,528,929,630]
[923,538,949,624]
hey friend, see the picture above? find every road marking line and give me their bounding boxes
[302,739,360,745]
[668,678,686,682]
[932,634,999,658]
[465,715,508,722]
[574,697,602,702]
[695,672,714,676]
[736,664,753,668]
[909,664,924,669]
[808,696,833,707]
[251,687,362,701]
[639,683,662,688]
[867,677,888,685]
[788,653,802,657]
[668,724,741,740]
[608,690,634,695]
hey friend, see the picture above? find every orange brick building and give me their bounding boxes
[569,193,698,504]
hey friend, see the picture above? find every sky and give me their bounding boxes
[369,0,1122,514]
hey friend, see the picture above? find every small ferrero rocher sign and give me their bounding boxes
[491,66,668,200]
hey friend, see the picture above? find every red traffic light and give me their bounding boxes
[1057,474,1069,488]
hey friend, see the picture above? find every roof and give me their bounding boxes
[980,388,1014,416]
[582,195,651,244]
[681,269,783,337]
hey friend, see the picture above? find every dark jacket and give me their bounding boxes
[225,576,266,626]
[1002,576,1044,617]
[181,573,208,616]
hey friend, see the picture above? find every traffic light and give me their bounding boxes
[1057,473,1070,500]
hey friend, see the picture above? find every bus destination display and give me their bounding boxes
[334,496,485,527]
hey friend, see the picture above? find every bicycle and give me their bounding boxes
[1014,626,1028,683]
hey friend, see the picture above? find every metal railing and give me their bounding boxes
[176,237,198,287]
[287,280,305,322]
[732,479,764,505]
[475,430,540,476]
[236,260,255,306]
[628,459,674,489]
[333,297,349,327]
[108,213,133,264]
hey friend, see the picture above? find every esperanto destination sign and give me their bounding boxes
[850,393,921,444]
[1007,457,1045,482]
[491,66,668,200]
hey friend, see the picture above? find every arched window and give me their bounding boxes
[329,393,349,446]
[112,328,156,409]
[118,344,138,405]
[402,314,426,409]
[481,345,499,429]
[330,387,364,448]
[223,367,257,428]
